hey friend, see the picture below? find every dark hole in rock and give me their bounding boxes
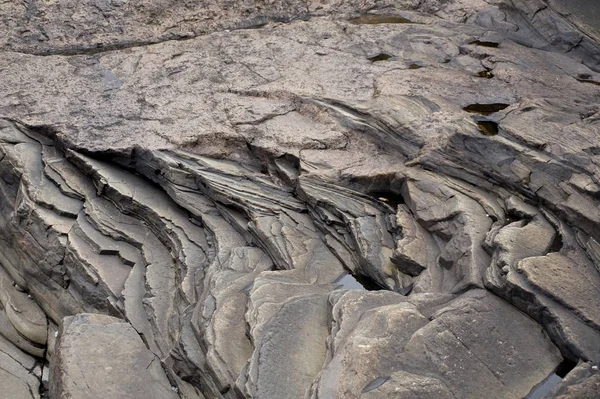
[349,14,413,24]
[408,61,424,69]
[368,53,393,62]
[154,169,161,175]
[463,103,509,116]
[476,120,499,136]
[477,70,494,78]
[362,376,390,393]
[525,359,577,399]
[548,229,564,253]
[469,40,500,48]
[578,73,592,80]
[369,191,405,209]
[556,358,578,378]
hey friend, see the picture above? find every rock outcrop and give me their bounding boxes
[0,0,599,398]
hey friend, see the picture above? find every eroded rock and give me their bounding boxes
[50,313,178,399]
[0,0,599,398]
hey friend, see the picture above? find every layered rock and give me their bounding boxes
[0,0,599,398]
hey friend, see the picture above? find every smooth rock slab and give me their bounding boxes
[50,313,178,399]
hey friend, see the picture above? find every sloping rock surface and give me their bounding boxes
[50,313,179,399]
[0,0,599,398]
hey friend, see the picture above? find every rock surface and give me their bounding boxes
[50,313,179,399]
[0,0,599,398]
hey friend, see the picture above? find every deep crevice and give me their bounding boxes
[525,358,578,399]
[548,229,564,253]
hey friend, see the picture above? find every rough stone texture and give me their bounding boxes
[50,313,179,399]
[0,333,41,399]
[0,0,599,398]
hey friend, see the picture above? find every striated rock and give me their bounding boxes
[0,0,599,398]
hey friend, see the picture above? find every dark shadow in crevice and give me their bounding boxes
[469,40,500,48]
[556,358,578,378]
[476,70,495,78]
[349,14,414,24]
[368,190,405,208]
[463,103,510,115]
[548,229,564,253]
[475,120,499,136]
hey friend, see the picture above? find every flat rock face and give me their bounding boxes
[0,1,599,398]
[50,313,178,399]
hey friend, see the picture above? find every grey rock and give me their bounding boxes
[0,332,41,398]
[0,0,599,397]
[547,361,600,399]
[50,313,178,399]
[310,289,562,399]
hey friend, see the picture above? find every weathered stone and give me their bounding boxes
[50,313,178,399]
[310,290,562,399]
[0,0,599,396]
[548,361,600,399]
[0,333,41,399]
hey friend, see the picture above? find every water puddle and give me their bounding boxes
[463,103,509,116]
[362,376,390,393]
[408,61,424,69]
[349,15,414,24]
[474,119,499,136]
[368,53,393,62]
[334,272,382,291]
[334,273,366,290]
[468,40,500,48]
[525,359,577,399]
[526,374,563,399]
